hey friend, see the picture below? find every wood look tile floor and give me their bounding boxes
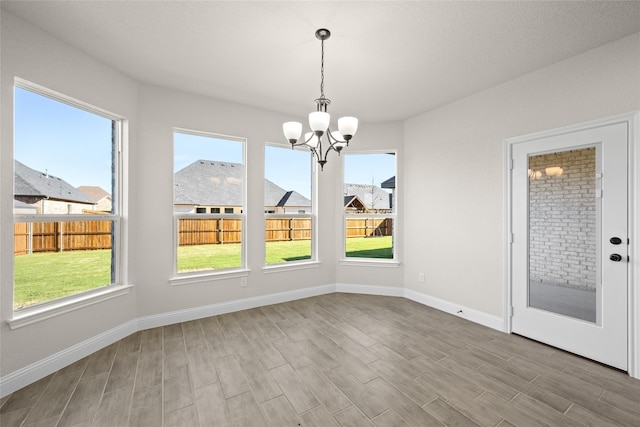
[2,293,640,426]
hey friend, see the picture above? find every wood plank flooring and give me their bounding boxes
[2,293,639,426]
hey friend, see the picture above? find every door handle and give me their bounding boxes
[610,237,623,245]
[609,254,622,262]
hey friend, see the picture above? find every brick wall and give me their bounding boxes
[528,147,596,290]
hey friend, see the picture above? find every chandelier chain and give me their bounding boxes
[320,38,325,99]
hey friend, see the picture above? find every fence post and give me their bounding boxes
[54,222,60,252]
[60,221,65,252]
[289,217,293,241]
[28,222,33,254]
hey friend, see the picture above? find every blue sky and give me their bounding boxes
[15,87,395,200]
[14,87,113,191]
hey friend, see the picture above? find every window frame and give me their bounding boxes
[9,79,130,328]
[340,149,399,267]
[263,142,318,272]
[171,129,248,284]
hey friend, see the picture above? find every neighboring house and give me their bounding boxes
[344,183,391,213]
[264,178,311,214]
[13,199,37,215]
[14,160,96,214]
[381,175,396,211]
[344,195,366,213]
[77,186,112,213]
[174,160,311,214]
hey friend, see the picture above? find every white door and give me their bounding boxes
[511,121,628,370]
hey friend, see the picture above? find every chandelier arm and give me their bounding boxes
[320,141,333,164]
[289,132,317,148]
[309,146,320,159]
[325,127,345,153]
[316,137,324,158]
[326,127,337,142]
[313,138,329,170]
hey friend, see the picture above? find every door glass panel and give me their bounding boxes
[528,147,597,323]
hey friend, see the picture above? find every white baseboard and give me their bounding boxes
[0,319,137,397]
[1,283,505,397]
[335,284,504,331]
[137,284,336,330]
[335,283,404,297]
[404,288,505,331]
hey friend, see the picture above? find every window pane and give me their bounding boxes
[344,153,396,259]
[345,218,394,258]
[13,86,117,310]
[528,147,597,322]
[264,145,312,265]
[14,87,114,214]
[13,220,114,310]
[265,217,312,264]
[177,218,242,271]
[174,131,244,273]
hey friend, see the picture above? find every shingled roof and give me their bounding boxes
[381,176,395,189]
[77,186,110,202]
[175,160,311,208]
[14,160,95,204]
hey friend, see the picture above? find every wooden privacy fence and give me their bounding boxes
[345,218,393,238]
[14,217,392,255]
[14,220,113,255]
[265,218,311,242]
[178,218,243,246]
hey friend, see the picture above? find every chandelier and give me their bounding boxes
[283,29,358,170]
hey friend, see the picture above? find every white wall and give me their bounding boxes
[0,11,139,377]
[404,33,640,317]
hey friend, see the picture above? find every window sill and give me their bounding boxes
[262,260,320,274]
[169,269,250,286]
[339,258,400,268]
[7,284,133,330]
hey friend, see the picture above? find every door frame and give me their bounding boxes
[503,111,640,379]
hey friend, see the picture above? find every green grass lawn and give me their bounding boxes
[265,240,312,264]
[14,236,393,309]
[345,235,393,259]
[13,249,112,310]
[177,243,243,271]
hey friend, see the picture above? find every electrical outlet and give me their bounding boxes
[418,272,425,282]
[240,277,248,287]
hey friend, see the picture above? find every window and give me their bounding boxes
[173,130,245,274]
[264,144,314,265]
[343,152,396,260]
[13,83,123,311]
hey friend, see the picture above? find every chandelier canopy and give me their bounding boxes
[283,29,358,170]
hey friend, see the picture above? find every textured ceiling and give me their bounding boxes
[3,1,640,123]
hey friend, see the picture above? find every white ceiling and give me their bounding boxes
[3,1,640,123]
